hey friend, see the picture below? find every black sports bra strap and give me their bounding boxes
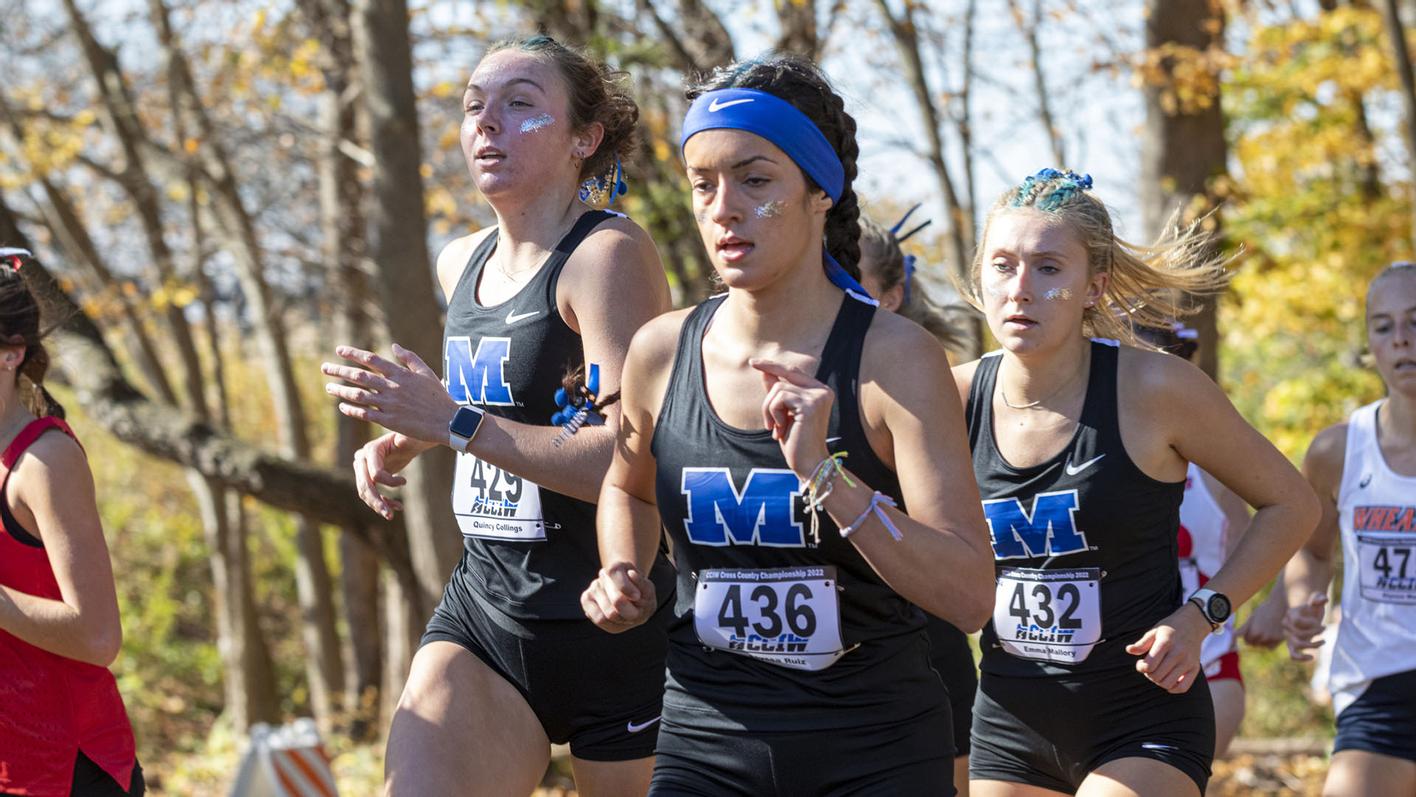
[1081,341,1122,446]
[817,295,876,425]
[554,210,617,255]
[967,353,1002,451]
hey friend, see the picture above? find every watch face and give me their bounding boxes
[1208,594,1232,622]
[450,406,483,437]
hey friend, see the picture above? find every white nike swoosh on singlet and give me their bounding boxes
[506,309,540,324]
[709,97,754,112]
[626,716,661,733]
[826,436,842,445]
[1064,454,1105,477]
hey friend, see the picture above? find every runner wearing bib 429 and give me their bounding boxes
[422,210,675,763]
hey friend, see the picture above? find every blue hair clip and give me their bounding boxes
[889,204,931,305]
[551,363,606,446]
[1012,168,1094,211]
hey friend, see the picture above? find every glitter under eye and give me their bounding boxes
[754,201,785,219]
[1043,288,1074,301]
[519,113,555,133]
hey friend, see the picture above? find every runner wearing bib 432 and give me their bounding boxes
[957,169,1315,797]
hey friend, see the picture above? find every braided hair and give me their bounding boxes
[686,56,864,279]
[0,253,64,419]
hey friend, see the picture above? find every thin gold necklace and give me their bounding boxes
[999,355,1088,411]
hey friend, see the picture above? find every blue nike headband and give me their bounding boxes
[680,88,845,201]
[681,88,872,300]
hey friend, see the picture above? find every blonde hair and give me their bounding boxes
[859,219,966,351]
[962,169,1231,345]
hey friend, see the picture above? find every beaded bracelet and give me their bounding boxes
[839,491,903,541]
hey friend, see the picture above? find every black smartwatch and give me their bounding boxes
[448,405,486,453]
[1188,588,1232,633]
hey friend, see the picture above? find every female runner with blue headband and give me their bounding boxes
[581,56,995,795]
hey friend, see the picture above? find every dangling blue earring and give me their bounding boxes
[578,156,628,210]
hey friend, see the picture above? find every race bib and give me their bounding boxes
[994,567,1102,664]
[452,452,548,541]
[694,566,845,672]
[1357,532,1416,604]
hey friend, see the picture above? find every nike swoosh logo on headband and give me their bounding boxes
[709,98,754,112]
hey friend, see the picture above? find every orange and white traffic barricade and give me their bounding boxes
[230,719,339,797]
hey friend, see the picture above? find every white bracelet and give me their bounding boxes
[839,491,903,540]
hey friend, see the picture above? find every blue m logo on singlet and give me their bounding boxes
[445,336,514,407]
[982,490,1088,560]
[681,468,804,547]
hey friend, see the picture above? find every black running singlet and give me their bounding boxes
[651,293,948,731]
[443,210,673,621]
[967,340,1186,677]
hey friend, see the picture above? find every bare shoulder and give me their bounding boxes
[1305,422,1350,477]
[951,357,985,404]
[10,428,90,497]
[628,306,695,372]
[564,214,663,283]
[435,227,495,297]
[1116,343,1211,399]
[860,308,952,396]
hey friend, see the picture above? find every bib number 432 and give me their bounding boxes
[994,567,1102,664]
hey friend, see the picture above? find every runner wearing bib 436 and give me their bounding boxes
[582,56,994,797]
[956,169,1317,797]
[1279,263,1416,797]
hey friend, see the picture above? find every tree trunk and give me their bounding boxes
[193,474,281,728]
[1010,0,1065,167]
[1140,0,1228,380]
[381,567,421,728]
[775,0,820,58]
[353,0,461,613]
[1381,0,1416,244]
[147,0,346,727]
[874,0,982,358]
[299,0,386,740]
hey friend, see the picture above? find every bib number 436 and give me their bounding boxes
[716,582,818,640]
[694,566,845,672]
